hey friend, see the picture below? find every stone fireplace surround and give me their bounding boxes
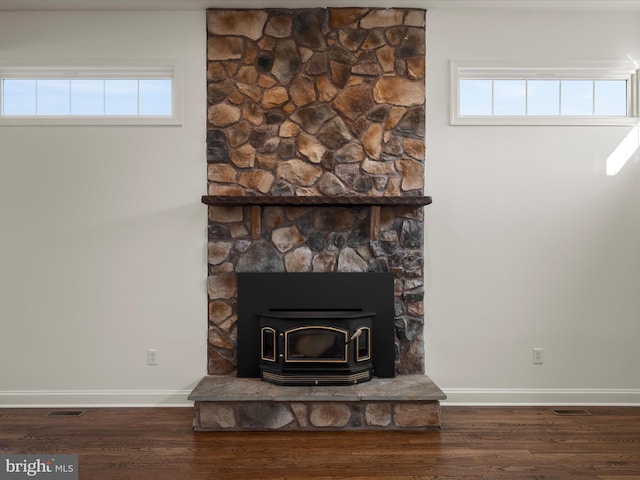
[189,7,445,431]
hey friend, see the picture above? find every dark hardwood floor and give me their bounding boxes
[1,406,640,479]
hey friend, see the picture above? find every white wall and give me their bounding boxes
[0,11,207,405]
[426,10,640,403]
[2,6,639,407]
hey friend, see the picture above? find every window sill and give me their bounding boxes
[451,116,640,126]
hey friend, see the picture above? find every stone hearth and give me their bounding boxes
[190,375,445,431]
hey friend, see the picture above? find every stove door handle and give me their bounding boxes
[348,327,366,343]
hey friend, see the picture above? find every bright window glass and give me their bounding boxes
[460,79,492,115]
[527,80,560,115]
[452,61,638,125]
[1,75,172,117]
[494,79,526,115]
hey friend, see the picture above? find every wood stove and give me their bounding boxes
[259,310,374,385]
[237,272,396,383]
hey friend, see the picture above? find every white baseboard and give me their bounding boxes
[0,390,194,408]
[2,388,640,408]
[442,388,640,406]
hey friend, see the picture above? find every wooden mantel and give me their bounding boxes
[201,195,432,240]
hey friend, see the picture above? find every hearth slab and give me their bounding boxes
[189,374,446,403]
[189,374,446,431]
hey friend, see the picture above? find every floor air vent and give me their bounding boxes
[551,408,592,416]
[46,410,85,417]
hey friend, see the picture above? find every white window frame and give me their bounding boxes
[450,60,640,126]
[0,59,182,126]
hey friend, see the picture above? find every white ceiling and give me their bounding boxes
[1,0,640,12]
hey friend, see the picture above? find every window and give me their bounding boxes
[0,63,181,125]
[451,61,640,125]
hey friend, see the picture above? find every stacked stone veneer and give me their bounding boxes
[206,8,426,377]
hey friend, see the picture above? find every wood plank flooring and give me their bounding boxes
[1,406,639,479]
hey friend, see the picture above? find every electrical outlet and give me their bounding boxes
[533,348,544,364]
[147,349,159,366]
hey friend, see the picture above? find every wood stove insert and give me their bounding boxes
[259,310,374,386]
[237,272,396,382]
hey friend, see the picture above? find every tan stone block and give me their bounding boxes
[199,403,236,429]
[279,120,300,138]
[407,57,425,80]
[256,153,277,170]
[257,36,276,51]
[408,303,424,316]
[258,74,276,88]
[230,224,249,238]
[299,47,314,63]
[207,274,237,300]
[262,87,289,109]
[289,75,317,107]
[207,183,244,196]
[332,84,374,121]
[231,144,256,168]
[316,75,338,102]
[384,176,402,197]
[207,62,227,81]
[207,349,235,375]
[237,83,261,103]
[209,206,243,223]
[227,89,244,105]
[396,158,424,191]
[277,159,322,187]
[362,158,395,175]
[362,123,384,160]
[282,102,296,115]
[208,103,241,127]
[405,10,426,27]
[385,106,407,129]
[347,76,364,86]
[376,45,395,73]
[210,263,234,274]
[265,15,292,38]
[207,10,268,41]
[238,170,274,194]
[402,138,425,160]
[236,65,258,84]
[329,8,369,28]
[208,326,235,349]
[393,403,440,428]
[359,9,403,29]
[223,62,238,76]
[208,300,232,325]
[338,247,368,272]
[312,252,337,272]
[297,132,326,164]
[365,403,392,427]
[309,403,352,427]
[208,241,232,265]
[242,102,264,126]
[272,226,305,253]
[284,246,313,272]
[207,164,237,184]
[207,37,245,61]
[243,42,258,65]
[374,77,424,107]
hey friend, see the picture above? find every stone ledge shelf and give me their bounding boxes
[189,374,446,432]
[202,195,432,240]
